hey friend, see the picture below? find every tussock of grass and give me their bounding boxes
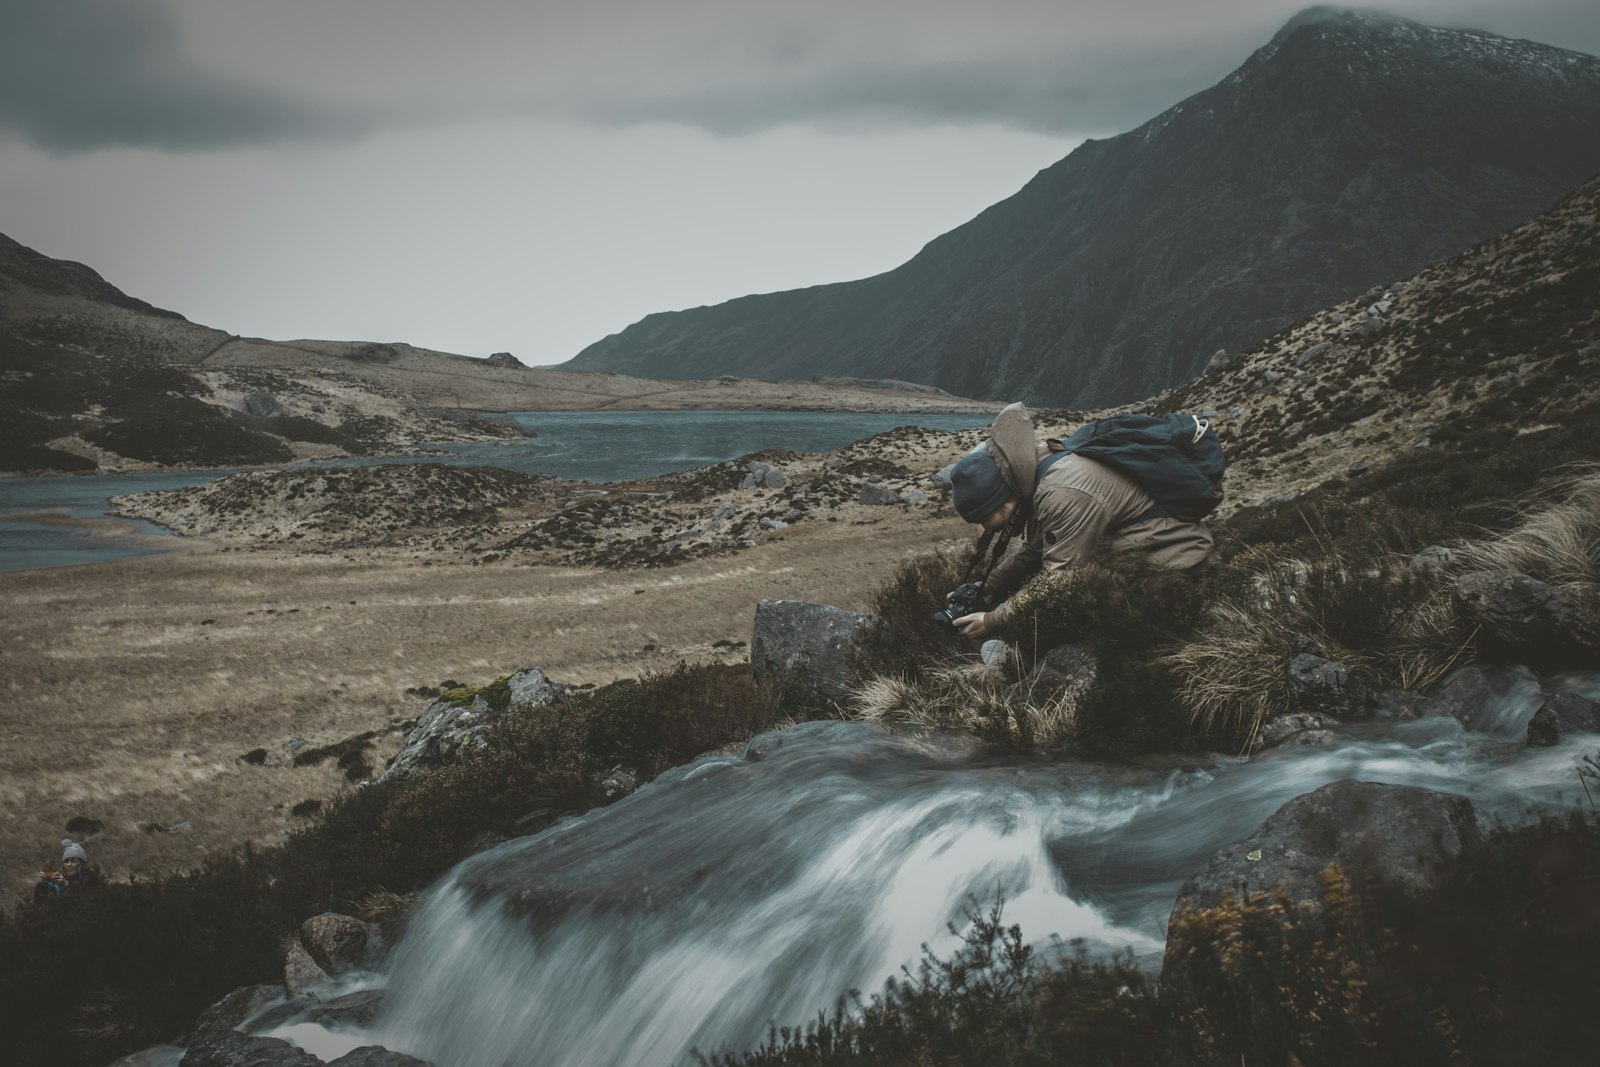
[1450,465,1600,584]
[847,658,1084,748]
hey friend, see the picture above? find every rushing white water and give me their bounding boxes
[257,672,1600,1067]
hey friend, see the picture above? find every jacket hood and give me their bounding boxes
[987,402,1039,500]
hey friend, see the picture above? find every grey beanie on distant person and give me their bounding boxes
[61,839,87,863]
[950,443,1011,522]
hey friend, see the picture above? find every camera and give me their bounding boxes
[931,582,984,630]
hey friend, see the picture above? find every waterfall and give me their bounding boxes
[255,678,1599,1066]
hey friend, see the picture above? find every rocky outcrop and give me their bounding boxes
[380,667,566,783]
[1169,780,1478,923]
[1452,570,1600,666]
[751,599,875,699]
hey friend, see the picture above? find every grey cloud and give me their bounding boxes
[0,0,367,152]
[574,49,1242,137]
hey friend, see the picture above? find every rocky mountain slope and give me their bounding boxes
[123,170,1600,568]
[0,234,984,475]
[562,7,1600,409]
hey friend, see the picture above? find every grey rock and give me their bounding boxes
[181,1028,320,1067]
[1294,341,1332,366]
[751,599,876,700]
[1256,711,1336,750]
[762,467,787,489]
[1347,459,1372,477]
[241,391,284,418]
[739,474,757,489]
[1204,349,1233,372]
[109,1046,186,1066]
[282,941,327,997]
[931,462,956,488]
[381,667,566,783]
[1168,780,1478,931]
[594,765,640,801]
[192,984,281,1035]
[1199,406,1219,419]
[858,482,901,506]
[1452,569,1600,664]
[1261,369,1285,383]
[760,517,788,530]
[1526,691,1600,746]
[1226,405,1248,419]
[1414,663,1541,735]
[824,456,843,470]
[327,1048,434,1067]
[979,639,1012,667]
[1411,545,1454,573]
[299,913,371,976]
[1286,653,1368,719]
[900,489,929,505]
[1013,644,1099,710]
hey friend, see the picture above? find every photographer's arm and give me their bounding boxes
[982,487,1108,630]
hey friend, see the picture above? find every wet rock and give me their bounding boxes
[1255,711,1337,750]
[282,941,328,997]
[1526,691,1600,746]
[300,913,373,976]
[181,1029,320,1067]
[1452,569,1600,665]
[1168,781,1478,928]
[751,599,875,699]
[110,1046,186,1066]
[192,984,280,1035]
[1414,663,1540,733]
[1286,653,1368,719]
[327,1048,434,1067]
[858,482,901,505]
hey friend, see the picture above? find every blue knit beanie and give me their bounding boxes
[950,444,1011,523]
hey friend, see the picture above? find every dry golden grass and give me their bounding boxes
[0,508,968,901]
[1450,465,1600,584]
[847,653,1084,747]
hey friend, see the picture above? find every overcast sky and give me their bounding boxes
[2,1,1596,366]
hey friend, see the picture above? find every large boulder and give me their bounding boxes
[299,912,376,976]
[380,666,565,782]
[751,599,875,699]
[1414,663,1541,736]
[282,941,327,997]
[1169,780,1478,922]
[181,1029,321,1067]
[1526,691,1600,746]
[1452,569,1600,665]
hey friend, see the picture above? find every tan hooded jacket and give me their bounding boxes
[979,403,1214,628]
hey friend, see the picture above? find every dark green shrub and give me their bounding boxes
[852,548,969,680]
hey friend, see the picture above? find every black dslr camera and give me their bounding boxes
[932,582,984,630]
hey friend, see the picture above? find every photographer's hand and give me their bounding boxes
[954,612,993,639]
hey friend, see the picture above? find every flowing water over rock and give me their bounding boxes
[261,678,1600,1066]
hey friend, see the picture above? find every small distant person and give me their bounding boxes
[34,839,99,903]
[947,403,1216,638]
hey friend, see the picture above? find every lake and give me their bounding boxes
[0,410,992,571]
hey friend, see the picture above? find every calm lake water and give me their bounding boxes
[0,410,992,571]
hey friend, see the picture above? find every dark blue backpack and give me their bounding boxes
[1036,413,1226,521]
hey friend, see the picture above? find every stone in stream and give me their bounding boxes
[181,1029,321,1067]
[1254,711,1337,750]
[326,1048,434,1067]
[751,599,876,700]
[1168,779,1478,925]
[191,984,280,1035]
[1526,691,1600,746]
[1285,653,1368,719]
[300,912,378,975]
[282,941,328,997]
[1414,663,1540,732]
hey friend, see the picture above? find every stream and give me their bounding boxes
[239,672,1600,1066]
